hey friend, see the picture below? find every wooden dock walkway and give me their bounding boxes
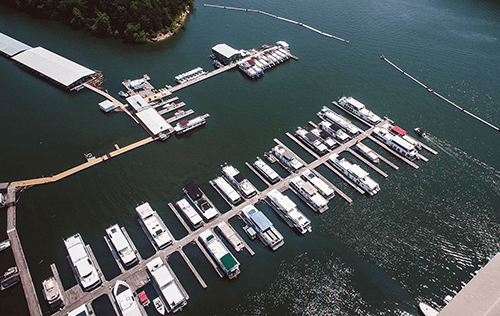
[82,83,138,124]
[9,136,155,188]
[5,188,43,316]
[168,63,238,93]
[178,249,207,289]
[166,109,194,124]
[152,96,179,109]
[157,101,185,115]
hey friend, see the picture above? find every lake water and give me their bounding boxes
[0,0,499,315]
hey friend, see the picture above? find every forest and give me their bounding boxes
[5,0,195,43]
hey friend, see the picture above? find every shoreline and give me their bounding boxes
[150,9,190,42]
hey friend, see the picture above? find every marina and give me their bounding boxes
[3,103,438,315]
[1,1,498,315]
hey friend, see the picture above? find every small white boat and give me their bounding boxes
[0,240,11,252]
[153,297,166,315]
[418,302,439,316]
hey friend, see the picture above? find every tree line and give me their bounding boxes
[6,0,194,43]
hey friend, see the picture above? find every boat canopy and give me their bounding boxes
[184,182,203,200]
[234,173,246,183]
[391,126,407,135]
[250,211,273,232]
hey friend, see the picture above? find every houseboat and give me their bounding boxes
[289,176,329,213]
[147,257,188,313]
[295,128,328,155]
[222,165,257,198]
[253,158,280,184]
[272,145,304,172]
[64,233,102,291]
[105,224,139,268]
[300,169,335,200]
[176,198,204,229]
[136,202,173,250]
[241,205,284,251]
[328,153,380,195]
[337,96,381,124]
[199,230,240,279]
[265,189,312,234]
[213,176,242,205]
[183,182,218,221]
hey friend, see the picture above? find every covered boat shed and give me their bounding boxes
[212,43,241,65]
[135,108,172,137]
[0,32,32,57]
[12,46,95,89]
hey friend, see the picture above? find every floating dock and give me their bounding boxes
[9,136,156,188]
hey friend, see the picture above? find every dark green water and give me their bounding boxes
[1,0,499,315]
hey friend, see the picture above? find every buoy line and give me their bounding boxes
[380,55,499,132]
[204,4,349,43]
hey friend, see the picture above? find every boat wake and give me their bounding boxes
[235,253,372,315]
[424,134,500,195]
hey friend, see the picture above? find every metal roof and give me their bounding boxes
[12,47,95,87]
[0,32,32,57]
[135,108,172,136]
[250,211,273,231]
[212,43,240,58]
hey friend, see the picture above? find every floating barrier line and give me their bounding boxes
[204,4,349,43]
[381,55,499,132]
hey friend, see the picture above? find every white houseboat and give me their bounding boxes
[328,153,380,195]
[147,257,188,313]
[337,96,381,124]
[300,169,335,200]
[266,189,312,234]
[222,165,257,198]
[183,182,218,221]
[318,120,351,143]
[174,115,208,135]
[318,108,362,136]
[289,176,329,213]
[64,233,102,291]
[241,205,284,251]
[199,230,240,279]
[372,123,418,160]
[310,128,337,149]
[105,224,139,268]
[213,176,242,205]
[176,198,204,229]
[136,202,173,250]
[253,158,280,184]
[295,128,328,155]
[272,145,304,172]
[355,142,380,163]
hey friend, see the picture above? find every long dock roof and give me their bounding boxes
[12,46,95,87]
[0,32,32,57]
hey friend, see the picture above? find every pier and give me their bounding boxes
[203,4,349,43]
[381,56,500,132]
[82,83,138,124]
[9,136,155,188]
[438,253,500,316]
[168,63,238,93]
[5,188,43,316]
